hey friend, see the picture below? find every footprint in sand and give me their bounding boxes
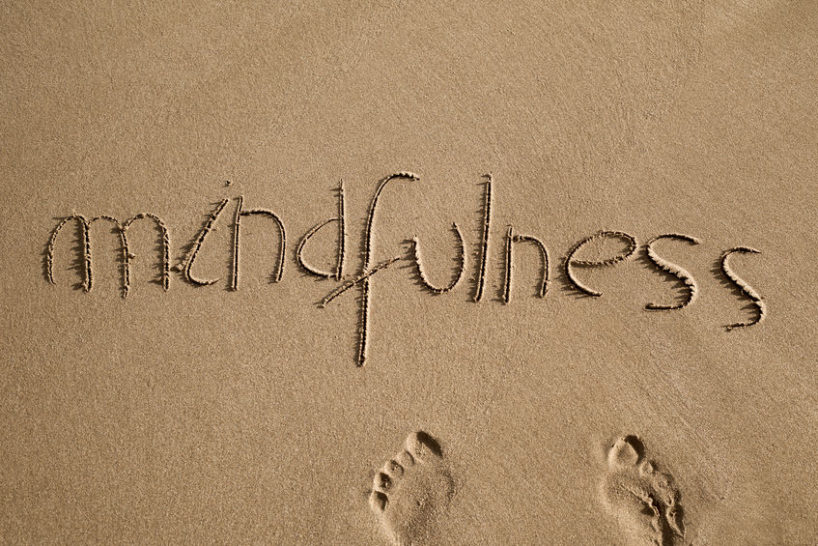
[600,435,685,546]
[369,431,455,545]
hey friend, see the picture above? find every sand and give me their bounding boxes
[2,1,817,544]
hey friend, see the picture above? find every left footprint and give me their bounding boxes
[369,431,455,545]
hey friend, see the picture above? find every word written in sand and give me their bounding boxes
[44,172,767,367]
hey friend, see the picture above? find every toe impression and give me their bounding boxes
[405,431,443,463]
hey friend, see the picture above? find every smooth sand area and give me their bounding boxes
[2,2,816,544]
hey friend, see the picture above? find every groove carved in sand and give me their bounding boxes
[345,171,420,366]
[473,174,493,303]
[46,212,171,297]
[720,247,766,331]
[564,230,637,297]
[644,233,700,310]
[296,180,346,280]
[410,222,466,294]
[502,226,550,303]
[183,198,229,287]
[235,202,287,287]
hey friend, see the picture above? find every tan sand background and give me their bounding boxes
[1,1,817,544]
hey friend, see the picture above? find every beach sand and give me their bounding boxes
[1,1,817,544]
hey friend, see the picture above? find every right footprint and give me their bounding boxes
[600,435,685,546]
[369,431,456,545]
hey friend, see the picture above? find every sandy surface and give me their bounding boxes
[2,1,817,544]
